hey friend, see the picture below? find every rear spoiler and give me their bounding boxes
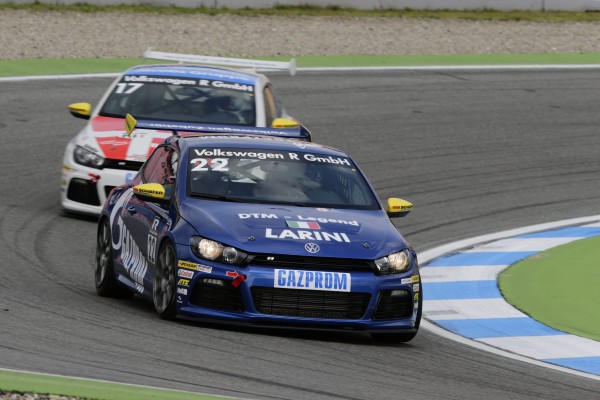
[143,49,296,76]
[125,114,311,142]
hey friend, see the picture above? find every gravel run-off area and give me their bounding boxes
[1,10,600,59]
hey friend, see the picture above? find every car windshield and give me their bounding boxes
[99,75,256,126]
[187,147,380,209]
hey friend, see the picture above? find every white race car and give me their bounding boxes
[61,50,303,215]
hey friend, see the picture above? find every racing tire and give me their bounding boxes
[153,241,178,320]
[95,218,134,298]
[371,285,423,343]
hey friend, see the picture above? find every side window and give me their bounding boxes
[142,146,178,185]
[142,147,166,183]
[263,85,277,127]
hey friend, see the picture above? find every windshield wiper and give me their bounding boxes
[189,192,251,203]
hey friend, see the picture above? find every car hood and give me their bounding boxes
[179,200,407,259]
[75,116,171,162]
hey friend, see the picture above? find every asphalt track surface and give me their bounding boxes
[1,69,600,400]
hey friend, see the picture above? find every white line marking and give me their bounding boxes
[3,64,600,82]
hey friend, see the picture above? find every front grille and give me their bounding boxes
[189,280,244,312]
[67,178,100,206]
[251,287,370,319]
[373,290,413,320]
[103,159,144,171]
[249,254,374,272]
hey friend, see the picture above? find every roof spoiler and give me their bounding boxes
[143,49,296,76]
[125,114,311,142]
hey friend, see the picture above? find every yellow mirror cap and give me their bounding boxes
[133,183,165,199]
[125,114,137,136]
[272,118,300,129]
[68,102,91,115]
[387,198,413,216]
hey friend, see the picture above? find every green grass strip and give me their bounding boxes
[2,53,600,77]
[0,369,236,400]
[499,235,600,342]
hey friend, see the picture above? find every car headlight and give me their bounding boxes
[190,236,248,266]
[375,249,412,274]
[73,145,104,169]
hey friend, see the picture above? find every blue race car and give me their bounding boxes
[95,123,421,342]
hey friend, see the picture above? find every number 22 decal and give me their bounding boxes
[190,158,229,171]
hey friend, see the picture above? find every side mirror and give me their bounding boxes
[68,102,92,120]
[272,117,300,129]
[387,198,413,218]
[133,183,169,204]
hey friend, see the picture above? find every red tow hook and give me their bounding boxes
[226,271,246,288]
[88,173,101,184]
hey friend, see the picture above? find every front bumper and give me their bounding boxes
[174,245,421,332]
[60,147,138,215]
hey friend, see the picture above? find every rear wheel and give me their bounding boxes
[153,241,177,320]
[95,218,133,298]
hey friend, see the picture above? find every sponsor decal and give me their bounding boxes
[197,264,212,273]
[147,234,157,264]
[177,295,183,304]
[147,217,159,264]
[190,148,352,166]
[296,215,359,226]
[303,154,351,166]
[194,148,285,160]
[413,283,420,292]
[177,260,212,273]
[129,67,255,83]
[238,213,278,219]
[178,260,199,270]
[96,136,130,160]
[178,278,190,286]
[286,221,320,229]
[414,293,419,302]
[112,215,148,286]
[135,283,144,294]
[124,172,135,184]
[123,75,197,86]
[177,287,188,295]
[135,187,162,195]
[275,269,351,292]
[178,269,194,279]
[266,229,350,243]
[198,80,254,93]
[401,275,421,285]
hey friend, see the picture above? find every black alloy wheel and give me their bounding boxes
[153,241,178,320]
[95,218,133,298]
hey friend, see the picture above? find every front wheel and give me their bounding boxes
[153,241,178,320]
[95,218,133,298]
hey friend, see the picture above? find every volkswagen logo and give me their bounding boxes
[304,243,320,254]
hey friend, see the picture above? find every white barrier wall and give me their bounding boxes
[6,0,600,11]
